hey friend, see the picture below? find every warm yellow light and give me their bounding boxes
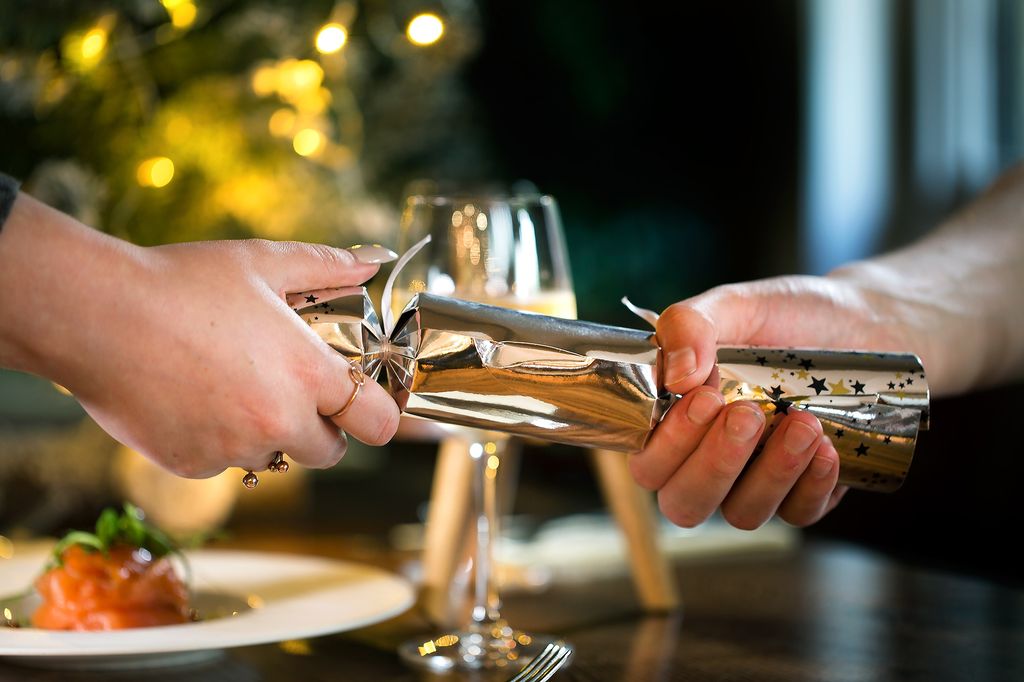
[268,108,296,137]
[292,128,325,157]
[293,87,329,114]
[81,27,108,60]
[278,639,313,656]
[282,59,323,94]
[407,13,444,46]
[256,59,325,104]
[315,23,348,54]
[251,65,277,96]
[160,0,188,9]
[164,115,192,143]
[137,157,175,188]
[170,2,197,29]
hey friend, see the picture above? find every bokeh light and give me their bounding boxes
[62,21,111,71]
[162,0,198,29]
[315,23,348,54]
[407,13,444,46]
[268,108,297,137]
[136,157,175,188]
[292,128,325,157]
[80,28,108,61]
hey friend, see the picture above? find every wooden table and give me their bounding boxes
[1,536,1021,682]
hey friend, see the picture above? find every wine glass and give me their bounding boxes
[393,191,576,674]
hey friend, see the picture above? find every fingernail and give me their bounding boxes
[810,453,835,478]
[784,421,819,454]
[347,244,398,264]
[665,347,697,386]
[724,405,763,442]
[687,391,723,426]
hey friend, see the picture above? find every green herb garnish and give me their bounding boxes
[48,503,181,569]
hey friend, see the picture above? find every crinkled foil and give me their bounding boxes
[385,293,668,451]
[293,287,385,377]
[716,348,928,492]
[295,290,929,492]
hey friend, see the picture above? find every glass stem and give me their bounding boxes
[470,437,504,636]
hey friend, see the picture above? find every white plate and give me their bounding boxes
[0,548,415,670]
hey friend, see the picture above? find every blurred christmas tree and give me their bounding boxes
[0,0,500,536]
[0,0,493,246]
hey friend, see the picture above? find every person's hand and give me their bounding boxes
[0,193,400,479]
[630,160,1024,530]
[630,272,930,529]
[71,238,402,478]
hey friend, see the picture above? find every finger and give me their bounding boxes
[316,352,400,446]
[286,286,363,310]
[657,402,766,528]
[824,485,849,515]
[777,436,842,526]
[683,283,769,346]
[629,386,725,490]
[720,411,824,530]
[656,303,718,395]
[276,419,349,471]
[250,241,386,294]
[658,284,773,396]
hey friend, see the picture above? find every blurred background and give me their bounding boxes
[1,1,1022,584]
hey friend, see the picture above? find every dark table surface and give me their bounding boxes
[1,533,1021,682]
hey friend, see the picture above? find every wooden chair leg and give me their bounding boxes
[420,437,474,626]
[420,441,678,620]
[590,448,680,611]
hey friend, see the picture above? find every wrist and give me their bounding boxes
[825,256,977,396]
[0,193,149,386]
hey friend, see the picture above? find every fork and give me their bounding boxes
[508,642,573,682]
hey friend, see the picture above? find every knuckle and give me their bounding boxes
[307,242,355,270]
[657,301,692,327]
[766,454,806,483]
[253,411,290,446]
[364,408,400,446]
[306,432,349,470]
[709,447,748,480]
[235,238,277,262]
[701,282,750,313]
[658,301,713,336]
[237,394,291,446]
[242,237,275,251]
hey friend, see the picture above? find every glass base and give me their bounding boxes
[398,628,571,676]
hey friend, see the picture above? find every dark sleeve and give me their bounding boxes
[0,173,20,233]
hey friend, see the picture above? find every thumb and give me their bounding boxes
[658,284,760,395]
[252,241,396,294]
[656,301,717,395]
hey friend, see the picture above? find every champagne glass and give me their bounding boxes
[394,191,576,674]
